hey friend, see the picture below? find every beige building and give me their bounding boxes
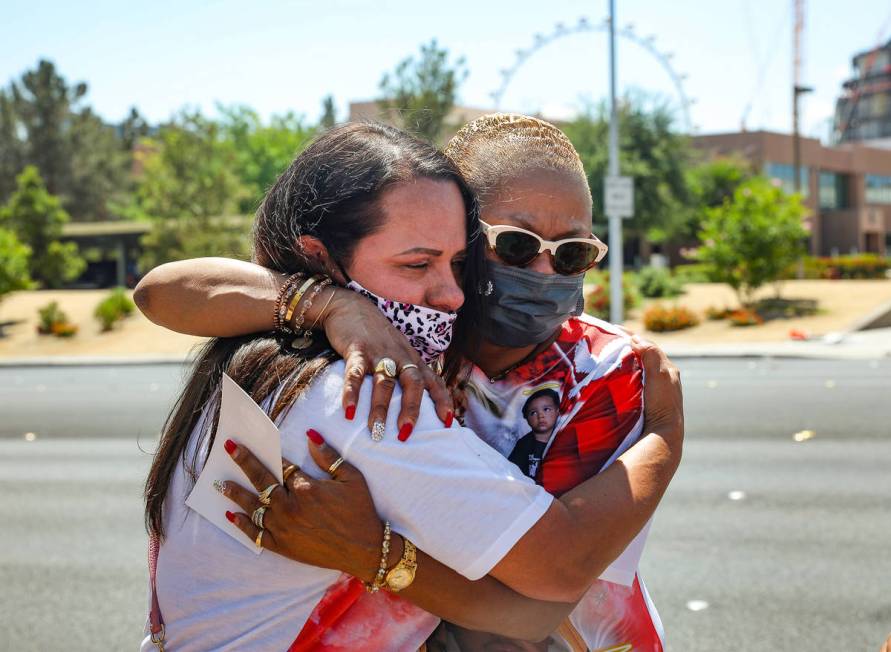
[693,131,891,257]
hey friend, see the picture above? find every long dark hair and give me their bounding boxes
[145,122,487,538]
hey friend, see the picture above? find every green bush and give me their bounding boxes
[672,263,712,284]
[584,272,639,320]
[790,254,890,280]
[37,301,76,337]
[637,266,685,298]
[642,304,700,332]
[94,288,136,332]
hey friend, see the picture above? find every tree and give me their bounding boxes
[678,155,754,242]
[693,177,809,306]
[218,105,316,214]
[132,110,253,268]
[0,59,130,220]
[320,95,337,130]
[0,228,32,305]
[562,96,692,249]
[0,166,85,288]
[134,110,246,220]
[378,40,467,143]
[119,107,151,151]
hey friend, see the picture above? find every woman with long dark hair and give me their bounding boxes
[138,118,682,651]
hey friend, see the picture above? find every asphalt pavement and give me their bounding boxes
[1,358,889,650]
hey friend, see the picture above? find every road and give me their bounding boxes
[1,358,889,650]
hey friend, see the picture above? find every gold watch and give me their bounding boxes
[384,537,417,592]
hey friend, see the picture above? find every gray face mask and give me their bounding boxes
[482,260,586,347]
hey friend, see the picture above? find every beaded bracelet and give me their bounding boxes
[273,273,305,332]
[289,277,333,349]
[365,520,392,593]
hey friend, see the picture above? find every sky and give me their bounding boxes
[3,0,891,141]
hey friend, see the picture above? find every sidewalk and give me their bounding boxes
[1,282,891,365]
[660,327,891,360]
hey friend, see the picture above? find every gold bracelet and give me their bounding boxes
[285,276,321,324]
[364,521,392,593]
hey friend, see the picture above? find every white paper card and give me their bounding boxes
[598,518,652,586]
[185,373,283,554]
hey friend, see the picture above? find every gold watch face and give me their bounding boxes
[387,568,414,591]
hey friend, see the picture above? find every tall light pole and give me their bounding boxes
[607,0,624,323]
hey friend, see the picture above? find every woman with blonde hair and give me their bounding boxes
[138,114,680,651]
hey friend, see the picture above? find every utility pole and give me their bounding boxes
[792,0,813,268]
[792,0,812,194]
[606,0,626,323]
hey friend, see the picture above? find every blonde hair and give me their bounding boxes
[444,113,589,205]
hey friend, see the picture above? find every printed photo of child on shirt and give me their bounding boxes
[508,388,561,479]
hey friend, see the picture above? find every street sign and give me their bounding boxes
[604,175,634,218]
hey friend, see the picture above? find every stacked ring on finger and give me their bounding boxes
[257,483,279,506]
[374,357,398,379]
[282,465,298,482]
[399,363,420,375]
[252,505,268,529]
[327,457,345,477]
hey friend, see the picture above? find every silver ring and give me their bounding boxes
[374,357,398,379]
[252,505,267,529]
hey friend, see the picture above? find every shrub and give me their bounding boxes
[637,266,684,298]
[787,254,890,280]
[643,304,700,332]
[584,272,639,320]
[672,263,712,284]
[94,288,136,332]
[37,301,77,337]
[705,306,733,320]
[51,322,78,337]
[729,308,763,327]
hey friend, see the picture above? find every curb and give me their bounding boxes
[0,354,192,368]
[1,347,888,368]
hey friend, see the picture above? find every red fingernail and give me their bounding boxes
[306,429,325,446]
[398,423,414,442]
[444,411,454,428]
[225,511,236,523]
[224,439,237,455]
[345,405,356,421]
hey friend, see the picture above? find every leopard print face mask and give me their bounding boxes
[347,281,458,365]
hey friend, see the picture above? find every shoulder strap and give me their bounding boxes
[148,533,166,648]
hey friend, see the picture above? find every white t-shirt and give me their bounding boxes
[142,359,553,651]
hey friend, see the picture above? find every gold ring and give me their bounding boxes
[327,457,345,476]
[282,465,297,482]
[255,529,264,548]
[258,483,279,506]
[399,363,420,374]
[374,357,398,379]
[252,506,267,529]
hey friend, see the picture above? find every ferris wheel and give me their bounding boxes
[490,16,696,133]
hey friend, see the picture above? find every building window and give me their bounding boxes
[818,171,848,209]
[765,162,809,197]
[865,174,891,204]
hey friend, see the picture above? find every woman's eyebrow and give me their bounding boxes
[395,247,443,256]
